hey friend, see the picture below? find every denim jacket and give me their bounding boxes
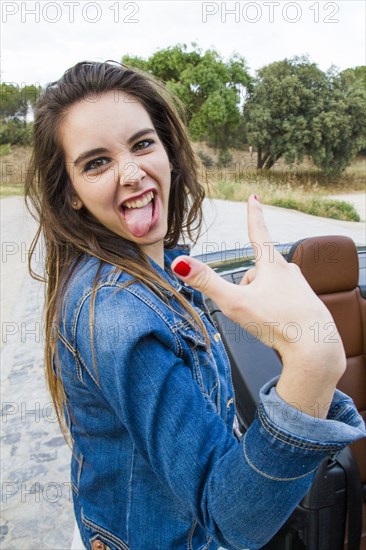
[57,246,365,550]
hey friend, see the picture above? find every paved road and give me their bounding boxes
[1,198,74,549]
[191,195,365,259]
[1,195,365,549]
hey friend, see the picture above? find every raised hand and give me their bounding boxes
[172,195,346,418]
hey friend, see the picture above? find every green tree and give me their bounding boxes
[0,83,41,145]
[0,82,41,145]
[121,55,149,72]
[309,69,366,174]
[244,58,366,174]
[1,83,41,121]
[339,66,366,89]
[21,84,41,116]
[122,44,252,150]
[244,57,329,170]
[1,83,27,121]
[0,119,33,145]
[339,66,366,157]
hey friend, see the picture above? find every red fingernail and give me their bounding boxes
[173,260,191,277]
[253,194,259,201]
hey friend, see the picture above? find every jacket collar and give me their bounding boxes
[147,245,194,300]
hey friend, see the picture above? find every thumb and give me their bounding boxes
[171,256,234,309]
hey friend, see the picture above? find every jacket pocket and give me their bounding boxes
[82,512,130,550]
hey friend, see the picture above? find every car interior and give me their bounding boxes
[288,235,366,550]
[204,235,366,550]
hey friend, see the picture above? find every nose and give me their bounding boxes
[117,159,146,187]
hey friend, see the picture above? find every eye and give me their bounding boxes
[83,157,110,173]
[132,139,154,152]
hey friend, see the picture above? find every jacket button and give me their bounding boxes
[92,540,108,550]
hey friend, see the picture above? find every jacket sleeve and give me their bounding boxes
[261,377,366,443]
[74,285,366,550]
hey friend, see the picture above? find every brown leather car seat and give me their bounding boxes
[288,235,366,549]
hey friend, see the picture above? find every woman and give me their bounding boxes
[26,61,365,550]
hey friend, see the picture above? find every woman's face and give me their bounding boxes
[59,90,172,267]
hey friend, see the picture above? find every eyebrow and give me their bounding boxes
[127,127,156,145]
[73,147,109,167]
[73,128,157,167]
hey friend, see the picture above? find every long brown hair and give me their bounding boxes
[25,61,207,440]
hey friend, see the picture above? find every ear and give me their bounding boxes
[169,162,173,172]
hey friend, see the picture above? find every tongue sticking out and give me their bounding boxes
[123,200,153,238]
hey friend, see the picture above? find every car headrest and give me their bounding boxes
[287,235,359,294]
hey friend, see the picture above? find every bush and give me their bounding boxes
[216,181,236,200]
[270,198,299,210]
[270,196,360,221]
[0,143,11,156]
[217,149,233,167]
[0,120,33,146]
[307,199,360,221]
[197,149,214,167]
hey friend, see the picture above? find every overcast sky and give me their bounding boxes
[1,0,365,86]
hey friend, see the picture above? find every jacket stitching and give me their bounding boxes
[187,518,197,550]
[330,402,358,423]
[110,269,121,284]
[190,347,205,392]
[202,537,213,549]
[122,286,183,356]
[216,333,236,422]
[209,354,221,416]
[76,351,100,389]
[67,234,127,400]
[176,324,207,348]
[82,512,130,550]
[71,480,79,495]
[123,285,176,326]
[62,278,212,388]
[126,445,135,544]
[70,280,131,342]
[242,433,318,481]
[67,278,208,366]
[58,329,76,355]
[57,330,84,383]
[74,355,84,384]
[77,454,84,489]
[258,405,344,451]
[208,382,219,400]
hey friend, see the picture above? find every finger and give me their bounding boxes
[247,195,284,268]
[171,256,239,312]
[239,267,256,286]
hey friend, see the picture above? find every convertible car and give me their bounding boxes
[197,235,366,550]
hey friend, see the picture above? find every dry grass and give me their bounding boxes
[194,143,366,192]
[0,184,24,197]
[1,146,32,197]
[194,143,365,221]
